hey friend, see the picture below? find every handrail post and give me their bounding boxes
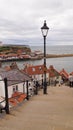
[26,80,29,100]
[4,78,9,114]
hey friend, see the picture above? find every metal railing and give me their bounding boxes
[0,99,5,113]
[0,78,46,114]
[0,78,28,114]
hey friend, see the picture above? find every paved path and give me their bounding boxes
[0,86,73,130]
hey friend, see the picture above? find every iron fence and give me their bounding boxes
[0,78,44,114]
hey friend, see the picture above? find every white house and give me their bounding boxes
[22,64,49,87]
[48,65,61,86]
[0,68,31,98]
[0,62,33,108]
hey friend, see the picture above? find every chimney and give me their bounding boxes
[10,62,18,69]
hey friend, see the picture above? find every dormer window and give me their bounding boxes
[32,68,35,71]
[39,67,42,70]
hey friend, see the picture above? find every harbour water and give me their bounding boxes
[2,45,73,73]
[30,45,73,54]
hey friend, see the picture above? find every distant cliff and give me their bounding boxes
[0,45,31,54]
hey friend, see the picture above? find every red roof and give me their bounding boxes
[70,72,73,75]
[48,65,60,77]
[9,92,27,106]
[60,68,69,79]
[4,66,12,71]
[23,64,48,75]
[9,98,17,106]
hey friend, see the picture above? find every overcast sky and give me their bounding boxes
[0,0,73,46]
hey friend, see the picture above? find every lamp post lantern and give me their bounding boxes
[41,20,49,94]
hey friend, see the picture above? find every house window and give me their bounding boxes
[16,85,18,91]
[13,86,16,92]
[13,85,18,92]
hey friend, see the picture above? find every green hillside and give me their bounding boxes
[0,45,31,54]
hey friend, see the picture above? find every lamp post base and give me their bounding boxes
[43,81,47,94]
[43,87,47,94]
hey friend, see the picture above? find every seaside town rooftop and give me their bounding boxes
[0,62,73,113]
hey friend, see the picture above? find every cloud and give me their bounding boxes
[0,0,73,45]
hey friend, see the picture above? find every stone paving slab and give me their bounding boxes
[0,86,73,130]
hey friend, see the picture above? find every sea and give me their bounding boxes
[2,45,73,73]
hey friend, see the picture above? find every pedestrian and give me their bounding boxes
[72,75,73,87]
[68,74,73,87]
[28,83,33,96]
[35,81,39,95]
[54,80,57,86]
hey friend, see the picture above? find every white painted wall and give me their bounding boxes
[0,77,32,98]
[8,82,26,98]
[0,76,5,98]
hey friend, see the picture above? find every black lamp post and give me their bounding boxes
[41,20,49,94]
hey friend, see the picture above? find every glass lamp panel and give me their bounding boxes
[41,29,48,37]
